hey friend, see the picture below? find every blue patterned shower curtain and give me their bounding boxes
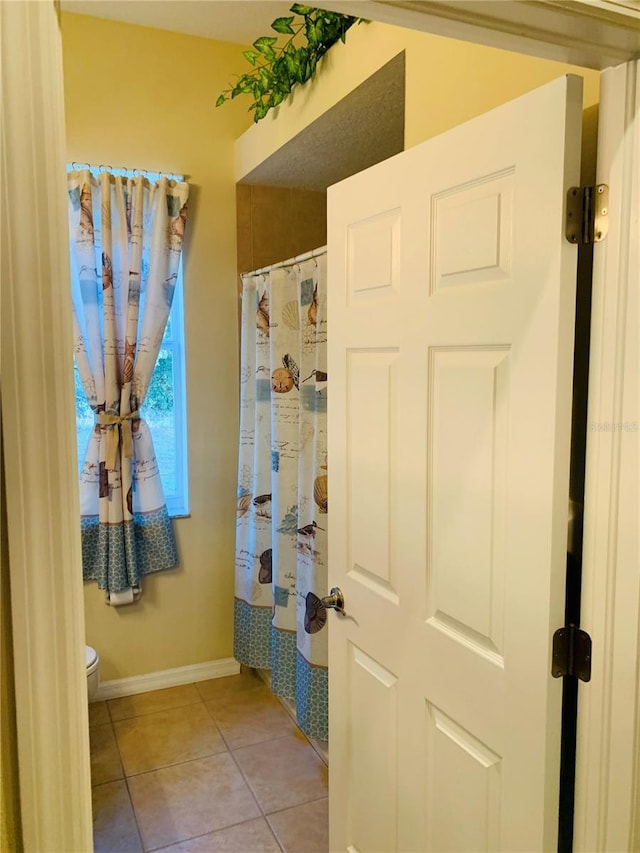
[235,251,328,741]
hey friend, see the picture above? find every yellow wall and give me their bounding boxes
[1,460,22,852]
[61,13,254,680]
[236,20,599,181]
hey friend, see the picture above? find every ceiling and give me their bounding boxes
[60,1,298,45]
[60,0,640,66]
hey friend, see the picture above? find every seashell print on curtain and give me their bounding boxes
[235,252,328,741]
[67,169,189,596]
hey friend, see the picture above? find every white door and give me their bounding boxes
[327,74,583,852]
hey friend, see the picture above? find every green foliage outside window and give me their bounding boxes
[74,350,176,491]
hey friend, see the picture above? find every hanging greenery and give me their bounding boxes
[217,4,362,123]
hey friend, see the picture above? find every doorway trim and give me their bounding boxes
[326,0,640,70]
[1,2,93,850]
[574,58,640,853]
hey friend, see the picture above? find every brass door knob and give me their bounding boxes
[321,587,345,615]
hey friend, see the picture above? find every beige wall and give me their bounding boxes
[61,14,254,680]
[236,184,327,278]
[236,20,599,181]
[1,458,22,852]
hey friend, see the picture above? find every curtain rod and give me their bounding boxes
[244,245,327,278]
[66,162,185,182]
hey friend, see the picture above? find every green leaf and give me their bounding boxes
[232,75,254,98]
[271,15,295,34]
[295,47,310,83]
[253,104,269,122]
[253,36,277,61]
[284,51,297,78]
[218,8,363,123]
[305,18,319,46]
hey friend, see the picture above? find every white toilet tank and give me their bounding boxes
[86,645,100,702]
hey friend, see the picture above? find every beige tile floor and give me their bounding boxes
[89,670,328,852]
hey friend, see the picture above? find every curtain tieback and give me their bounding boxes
[96,411,140,471]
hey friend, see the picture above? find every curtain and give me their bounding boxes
[235,252,328,741]
[68,170,189,595]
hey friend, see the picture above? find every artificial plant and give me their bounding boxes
[217,4,361,122]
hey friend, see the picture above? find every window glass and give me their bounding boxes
[74,268,189,517]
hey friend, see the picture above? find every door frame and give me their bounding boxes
[4,3,636,851]
[1,2,93,851]
[573,59,640,853]
[326,0,640,70]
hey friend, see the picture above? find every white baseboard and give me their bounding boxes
[94,657,240,702]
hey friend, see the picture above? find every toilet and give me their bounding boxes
[86,645,100,702]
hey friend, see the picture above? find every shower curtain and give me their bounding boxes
[234,250,328,741]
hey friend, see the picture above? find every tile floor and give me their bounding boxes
[89,669,328,852]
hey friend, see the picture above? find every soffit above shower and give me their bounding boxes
[237,52,405,192]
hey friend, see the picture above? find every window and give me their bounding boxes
[71,165,189,517]
[140,265,189,516]
[74,265,189,516]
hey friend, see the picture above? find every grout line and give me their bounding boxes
[264,813,288,853]
[224,734,276,839]
[264,792,329,818]
[105,715,146,850]
[149,814,284,853]
[230,729,316,756]
[107,695,203,724]
[119,745,231,780]
[123,775,147,853]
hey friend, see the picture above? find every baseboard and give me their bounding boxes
[94,657,240,702]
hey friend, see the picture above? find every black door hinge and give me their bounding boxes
[552,625,592,682]
[566,184,609,245]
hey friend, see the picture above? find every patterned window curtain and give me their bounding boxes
[235,252,328,741]
[68,170,188,596]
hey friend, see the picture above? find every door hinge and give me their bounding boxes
[552,625,592,682]
[566,184,609,245]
